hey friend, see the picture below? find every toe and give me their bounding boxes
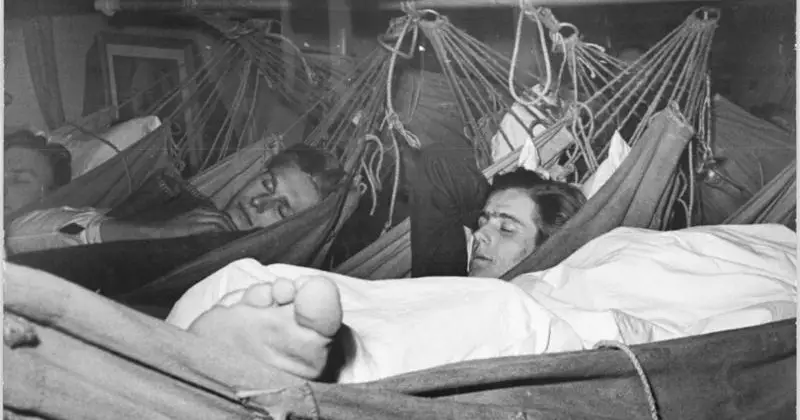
[271,278,296,305]
[293,276,343,338]
[241,283,275,307]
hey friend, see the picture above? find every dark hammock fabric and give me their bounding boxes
[724,159,796,228]
[502,106,694,280]
[408,144,488,277]
[7,169,242,297]
[6,126,175,222]
[394,69,471,151]
[8,182,357,316]
[5,263,795,420]
[7,230,251,298]
[700,95,796,225]
[115,182,358,310]
[106,168,216,222]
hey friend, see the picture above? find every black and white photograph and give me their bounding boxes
[3,0,797,419]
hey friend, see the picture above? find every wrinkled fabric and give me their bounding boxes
[699,95,795,224]
[503,106,693,279]
[6,126,175,222]
[4,260,795,420]
[168,224,795,384]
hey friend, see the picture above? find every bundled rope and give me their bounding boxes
[510,5,720,227]
[97,13,340,177]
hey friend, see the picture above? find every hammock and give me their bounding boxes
[723,159,796,227]
[6,11,341,222]
[7,135,362,316]
[4,7,795,420]
[6,11,379,301]
[698,95,796,225]
[5,263,795,420]
[336,6,720,279]
[5,122,176,223]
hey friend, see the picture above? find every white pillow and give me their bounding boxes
[69,116,162,178]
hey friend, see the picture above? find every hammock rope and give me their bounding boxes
[82,13,340,178]
[594,340,660,420]
[334,6,722,277]
[512,5,719,225]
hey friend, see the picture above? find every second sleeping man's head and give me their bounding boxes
[468,169,586,279]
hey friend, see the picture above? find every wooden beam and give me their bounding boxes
[100,0,723,15]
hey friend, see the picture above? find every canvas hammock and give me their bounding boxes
[5,14,373,310]
[4,262,795,420]
[3,6,796,420]
[4,121,177,223]
[698,95,796,225]
[8,10,345,221]
[336,6,723,279]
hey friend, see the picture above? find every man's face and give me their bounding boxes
[468,188,539,279]
[4,147,55,215]
[223,163,322,230]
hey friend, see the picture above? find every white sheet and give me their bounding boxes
[580,131,631,199]
[167,224,797,384]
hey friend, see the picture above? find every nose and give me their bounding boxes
[250,194,276,213]
[472,224,494,247]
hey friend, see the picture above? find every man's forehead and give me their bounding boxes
[5,147,49,172]
[484,189,538,225]
[273,165,321,207]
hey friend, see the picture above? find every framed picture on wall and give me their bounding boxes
[95,32,200,165]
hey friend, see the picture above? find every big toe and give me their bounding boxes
[293,275,343,338]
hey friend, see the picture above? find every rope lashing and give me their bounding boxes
[260,19,317,84]
[384,112,422,149]
[508,1,556,108]
[358,134,385,216]
[593,340,660,420]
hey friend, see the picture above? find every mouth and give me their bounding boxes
[470,254,493,265]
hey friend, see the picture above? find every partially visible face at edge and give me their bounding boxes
[223,163,322,231]
[4,146,55,215]
[468,188,540,279]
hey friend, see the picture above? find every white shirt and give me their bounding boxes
[6,206,108,255]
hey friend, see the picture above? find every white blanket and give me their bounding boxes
[167,224,797,384]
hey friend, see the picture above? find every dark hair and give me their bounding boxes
[490,168,586,245]
[267,143,346,199]
[5,130,72,189]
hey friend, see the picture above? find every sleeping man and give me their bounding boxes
[4,131,72,220]
[6,142,345,255]
[167,153,592,379]
[166,144,797,385]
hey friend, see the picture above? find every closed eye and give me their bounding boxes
[278,203,294,219]
[260,173,276,194]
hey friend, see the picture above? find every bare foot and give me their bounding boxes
[187,275,343,379]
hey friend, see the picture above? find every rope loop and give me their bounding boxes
[384,112,422,149]
[523,6,561,33]
[594,340,660,420]
[378,15,419,60]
